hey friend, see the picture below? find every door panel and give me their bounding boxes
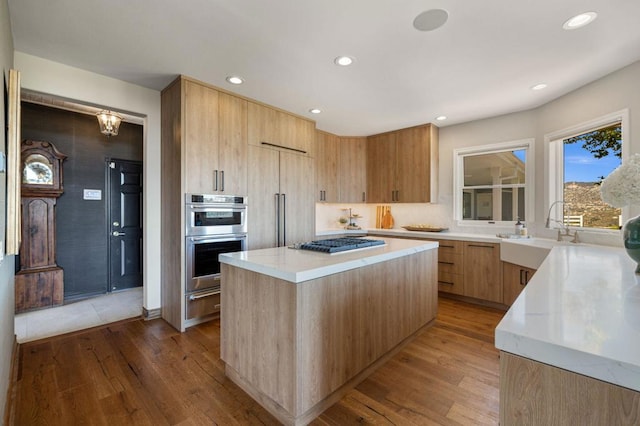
[280,151,315,246]
[247,146,279,249]
[109,159,143,291]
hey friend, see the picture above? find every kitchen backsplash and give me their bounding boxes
[315,203,452,232]
[315,203,623,247]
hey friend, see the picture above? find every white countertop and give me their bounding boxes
[495,244,640,392]
[219,237,438,283]
[349,228,502,243]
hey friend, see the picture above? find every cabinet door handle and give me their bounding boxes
[438,280,454,285]
[467,244,494,249]
[189,290,220,301]
[220,170,225,192]
[362,192,366,202]
[439,261,455,265]
[213,170,219,191]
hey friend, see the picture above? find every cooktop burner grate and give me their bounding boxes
[297,237,385,253]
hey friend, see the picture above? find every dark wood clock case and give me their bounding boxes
[15,140,67,313]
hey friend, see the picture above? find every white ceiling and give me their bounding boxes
[7,0,640,136]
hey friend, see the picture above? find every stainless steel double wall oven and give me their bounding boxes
[185,194,247,321]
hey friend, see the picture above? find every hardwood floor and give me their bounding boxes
[12,296,505,425]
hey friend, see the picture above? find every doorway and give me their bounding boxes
[20,101,143,300]
[107,159,143,292]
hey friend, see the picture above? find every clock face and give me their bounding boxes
[23,154,54,185]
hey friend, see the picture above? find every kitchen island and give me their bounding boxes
[219,237,438,425]
[495,244,640,424]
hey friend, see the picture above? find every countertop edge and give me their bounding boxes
[220,238,438,283]
[495,244,640,392]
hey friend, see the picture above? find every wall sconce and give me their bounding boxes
[96,110,123,137]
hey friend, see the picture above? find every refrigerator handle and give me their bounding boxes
[275,193,280,247]
[282,193,286,246]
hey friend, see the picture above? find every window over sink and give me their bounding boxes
[546,109,628,231]
[454,139,534,226]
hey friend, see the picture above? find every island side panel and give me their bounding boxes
[500,352,640,425]
[297,248,438,414]
[220,264,297,414]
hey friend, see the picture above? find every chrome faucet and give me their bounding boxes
[545,200,580,243]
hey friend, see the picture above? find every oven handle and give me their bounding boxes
[187,234,247,243]
[186,205,247,212]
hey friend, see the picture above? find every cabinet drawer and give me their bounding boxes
[186,290,221,320]
[437,240,463,254]
[438,272,464,295]
[438,252,463,274]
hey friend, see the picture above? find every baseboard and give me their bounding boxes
[3,335,19,426]
[142,307,161,320]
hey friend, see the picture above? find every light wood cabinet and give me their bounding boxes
[316,130,339,202]
[502,261,536,306]
[247,101,315,156]
[183,80,247,195]
[160,76,248,331]
[316,132,367,203]
[434,239,464,295]
[338,137,367,203]
[500,352,640,425]
[184,80,219,194]
[463,241,502,303]
[218,92,248,196]
[366,123,438,203]
[247,145,315,250]
[366,132,396,203]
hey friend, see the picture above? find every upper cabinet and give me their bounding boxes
[366,123,438,203]
[316,131,367,203]
[316,130,339,202]
[247,101,315,157]
[337,137,367,203]
[218,92,248,196]
[182,79,248,195]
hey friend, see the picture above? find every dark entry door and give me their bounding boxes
[108,159,143,291]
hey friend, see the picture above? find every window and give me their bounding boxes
[547,110,628,230]
[454,139,534,225]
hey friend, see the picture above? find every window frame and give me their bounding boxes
[545,109,629,232]
[454,138,535,227]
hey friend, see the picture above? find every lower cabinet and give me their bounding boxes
[435,240,464,295]
[463,241,502,303]
[502,261,536,305]
[186,290,221,320]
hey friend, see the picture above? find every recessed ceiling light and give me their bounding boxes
[413,9,449,32]
[334,56,354,66]
[562,12,597,30]
[226,76,244,85]
[309,108,322,114]
[531,83,548,91]
[435,115,447,121]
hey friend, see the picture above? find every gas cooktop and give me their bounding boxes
[296,237,385,254]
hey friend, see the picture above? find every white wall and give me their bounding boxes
[0,0,14,419]
[14,52,162,311]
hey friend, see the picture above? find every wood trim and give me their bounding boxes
[3,336,19,426]
[6,69,21,255]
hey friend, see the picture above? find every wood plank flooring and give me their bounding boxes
[12,296,505,425]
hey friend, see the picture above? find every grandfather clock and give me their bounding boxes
[15,140,67,313]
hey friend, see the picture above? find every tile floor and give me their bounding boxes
[14,287,143,343]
